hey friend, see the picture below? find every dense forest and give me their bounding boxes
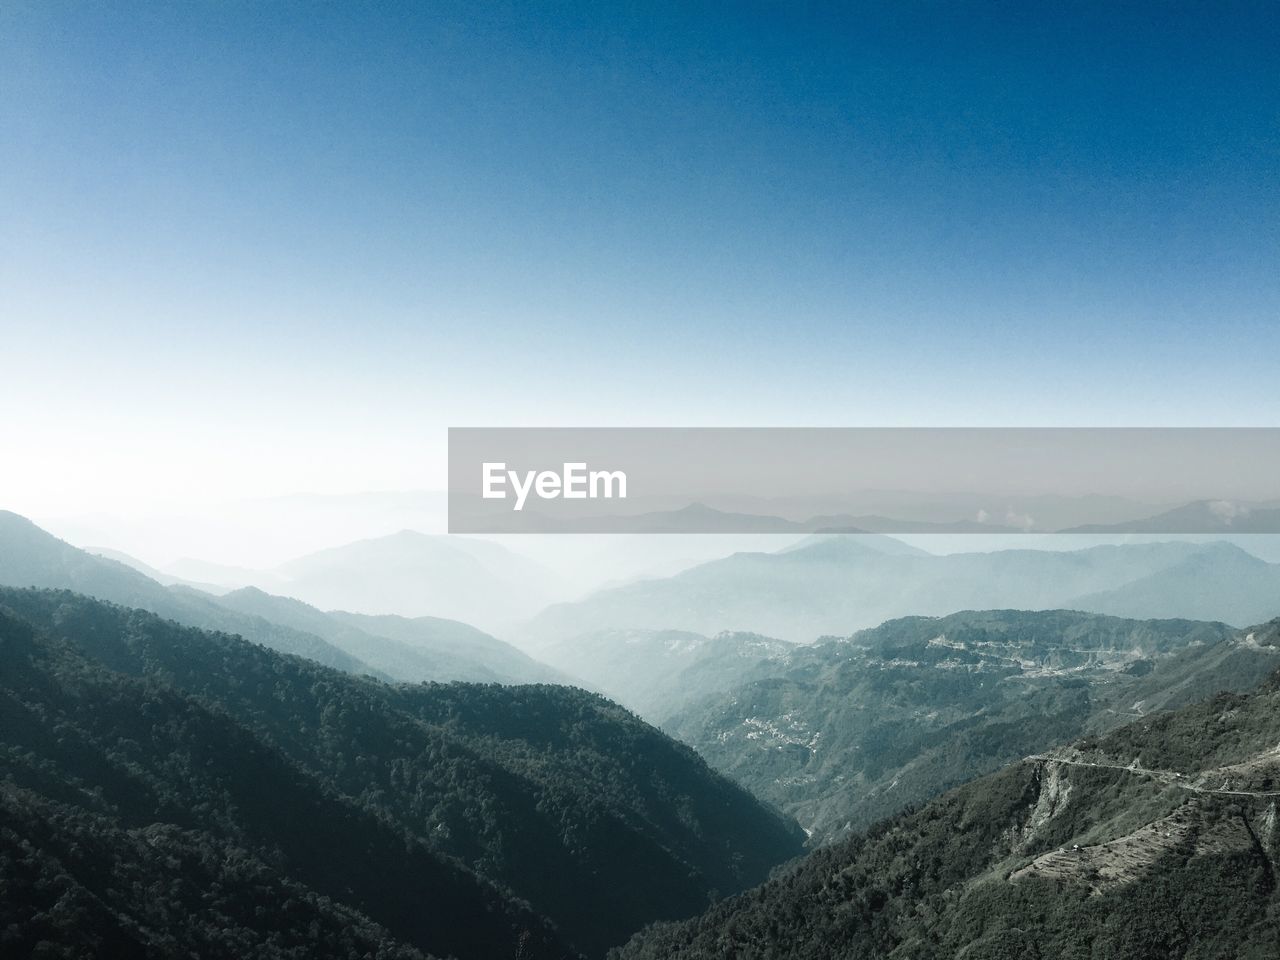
[0,587,803,958]
[617,643,1280,959]
[668,609,1280,840]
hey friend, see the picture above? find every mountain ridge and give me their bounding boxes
[615,644,1280,959]
[0,585,804,956]
[525,537,1280,645]
[666,609,1280,841]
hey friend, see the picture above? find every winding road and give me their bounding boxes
[1027,754,1280,798]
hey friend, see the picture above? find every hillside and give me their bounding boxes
[214,586,563,684]
[0,587,804,957]
[0,784,438,960]
[616,647,1280,960]
[1,512,563,687]
[0,510,373,674]
[0,595,566,960]
[524,538,1280,644]
[1073,542,1280,624]
[87,545,226,592]
[666,610,1280,841]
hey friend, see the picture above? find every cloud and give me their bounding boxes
[1005,508,1036,530]
[1208,500,1250,525]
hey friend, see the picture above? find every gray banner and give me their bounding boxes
[448,428,1280,534]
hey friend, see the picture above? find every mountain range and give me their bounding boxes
[9,506,1280,957]
[525,536,1280,645]
[0,511,556,686]
[617,623,1280,959]
[457,497,1280,536]
[665,609,1280,841]
[0,586,803,957]
[94,525,565,635]
[1066,499,1280,534]
[223,529,563,632]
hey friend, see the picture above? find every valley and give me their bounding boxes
[4,510,1280,959]
[9,6,1274,956]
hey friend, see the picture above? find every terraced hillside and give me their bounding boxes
[617,659,1280,959]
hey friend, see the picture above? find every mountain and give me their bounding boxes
[1072,541,1280,625]
[333,609,570,682]
[86,546,226,592]
[0,587,805,957]
[459,495,1228,536]
[525,537,1280,644]
[665,610,1280,842]
[213,586,564,684]
[165,555,287,590]
[526,628,797,721]
[0,590,568,960]
[0,510,372,674]
[1066,499,1280,534]
[777,532,931,557]
[2,512,563,687]
[807,514,1025,533]
[267,530,563,632]
[616,634,1280,960]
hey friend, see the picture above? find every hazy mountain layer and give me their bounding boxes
[1066,498,1280,533]
[0,510,374,674]
[526,627,796,721]
[213,586,564,685]
[2,512,566,687]
[267,530,563,631]
[526,537,1280,644]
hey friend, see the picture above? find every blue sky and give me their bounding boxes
[2,1,1277,514]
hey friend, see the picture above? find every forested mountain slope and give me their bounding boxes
[668,610,1280,841]
[213,585,564,684]
[617,641,1280,959]
[0,587,803,957]
[1,784,439,960]
[0,597,566,960]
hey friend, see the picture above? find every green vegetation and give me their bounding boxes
[0,587,803,957]
[615,652,1280,959]
[667,610,1280,841]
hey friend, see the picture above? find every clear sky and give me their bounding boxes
[2,1,1277,516]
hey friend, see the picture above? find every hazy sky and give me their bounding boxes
[3,1,1278,517]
